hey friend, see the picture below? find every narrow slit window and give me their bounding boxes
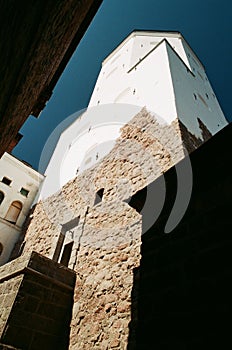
[94,188,104,206]
[60,241,74,267]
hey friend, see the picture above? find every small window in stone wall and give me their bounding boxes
[0,242,3,256]
[1,177,11,186]
[94,188,104,206]
[0,191,4,204]
[60,241,74,267]
[20,187,29,197]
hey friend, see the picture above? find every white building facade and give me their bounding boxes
[40,30,228,199]
[0,153,44,265]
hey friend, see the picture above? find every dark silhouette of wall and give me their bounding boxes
[131,122,232,349]
[0,0,102,156]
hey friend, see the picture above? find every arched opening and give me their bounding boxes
[94,188,104,206]
[5,201,22,224]
[0,191,4,205]
[0,242,3,256]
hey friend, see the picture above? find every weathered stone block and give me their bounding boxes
[0,251,76,349]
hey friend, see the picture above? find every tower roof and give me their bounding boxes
[102,30,203,68]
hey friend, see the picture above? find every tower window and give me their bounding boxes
[20,188,29,197]
[94,188,104,206]
[198,94,208,108]
[1,177,11,186]
[193,93,197,100]
[0,191,4,205]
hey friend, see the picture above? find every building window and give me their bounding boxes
[0,191,4,205]
[1,177,12,186]
[5,201,22,224]
[193,93,197,100]
[53,216,80,262]
[20,188,29,197]
[60,241,74,267]
[198,93,208,107]
[0,243,3,256]
[94,188,104,206]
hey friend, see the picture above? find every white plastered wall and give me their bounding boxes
[0,153,44,265]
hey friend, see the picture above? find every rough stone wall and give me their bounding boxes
[21,108,207,348]
[0,251,76,349]
[0,252,35,338]
[0,275,23,338]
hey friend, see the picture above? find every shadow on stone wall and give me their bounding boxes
[128,122,232,349]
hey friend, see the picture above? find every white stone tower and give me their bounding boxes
[89,30,227,135]
[40,30,227,199]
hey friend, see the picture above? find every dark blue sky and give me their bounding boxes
[13,0,231,170]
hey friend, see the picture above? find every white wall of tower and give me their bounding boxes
[40,31,228,200]
[167,42,227,137]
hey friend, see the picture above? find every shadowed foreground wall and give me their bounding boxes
[135,121,232,349]
[0,252,76,349]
